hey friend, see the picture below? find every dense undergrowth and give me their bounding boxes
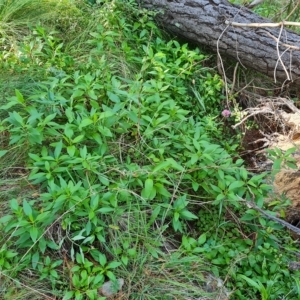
[0,0,300,299]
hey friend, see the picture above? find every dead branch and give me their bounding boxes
[233,96,300,129]
[225,20,300,28]
[240,197,300,236]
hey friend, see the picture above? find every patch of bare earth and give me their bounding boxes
[236,96,300,234]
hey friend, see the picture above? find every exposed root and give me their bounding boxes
[233,97,300,138]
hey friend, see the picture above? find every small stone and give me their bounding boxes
[99,278,124,297]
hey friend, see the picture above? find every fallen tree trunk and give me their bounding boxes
[138,0,300,85]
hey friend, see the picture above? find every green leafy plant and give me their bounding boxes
[267,147,297,176]
[0,1,299,299]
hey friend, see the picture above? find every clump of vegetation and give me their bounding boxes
[0,0,299,299]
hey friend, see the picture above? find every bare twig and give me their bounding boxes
[232,105,276,129]
[240,197,300,236]
[274,24,290,82]
[225,20,300,28]
[217,22,231,106]
[232,96,300,129]
[257,29,300,51]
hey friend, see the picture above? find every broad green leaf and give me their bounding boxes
[193,139,201,151]
[218,180,225,190]
[285,147,296,156]
[286,162,297,169]
[247,179,257,187]
[65,107,74,122]
[90,195,99,210]
[0,215,12,223]
[193,247,205,253]
[12,111,24,126]
[5,250,18,258]
[98,126,112,137]
[10,199,19,211]
[122,255,128,266]
[15,89,24,103]
[228,181,245,191]
[192,181,199,192]
[155,115,169,125]
[256,196,264,208]
[72,235,85,241]
[266,149,276,156]
[155,184,171,197]
[180,210,198,220]
[273,158,282,172]
[173,211,180,221]
[92,132,102,145]
[85,221,92,235]
[28,153,41,161]
[39,238,47,254]
[172,218,181,232]
[81,270,88,281]
[211,258,226,265]
[72,89,84,99]
[62,291,74,300]
[127,111,138,123]
[80,146,87,159]
[43,113,57,124]
[79,118,93,129]
[72,135,84,143]
[142,178,154,199]
[98,253,107,266]
[32,251,39,269]
[198,233,207,245]
[106,270,117,281]
[128,248,137,257]
[108,261,122,269]
[99,176,109,186]
[35,212,51,222]
[147,205,161,227]
[240,213,256,221]
[88,89,97,100]
[238,274,261,290]
[259,217,266,227]
[211,184,222,193]
[89,210,95,220]
[23,199,32,216]
[149,187,156,200]
[44,161,50,172]
[166,158,184,171]
[99,111,115,119]
[218,169,224,180]
[0,150,8,158]
[67,145,76,157]
[240,168,248,180]
[64,124,74,139]
[152,160,171,173]
[216,193,225,201]
[86,290,97,299]
[190,154,198,165]
[94,273,104,285]
[54,140,63,159]
[98,207,114,214]
[107,92,120,103]
[83,236,95,244]
[30,227,38,242]
[28,172,47,184]
[235,158,244,166]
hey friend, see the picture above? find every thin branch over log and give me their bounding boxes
[225,20,300,28]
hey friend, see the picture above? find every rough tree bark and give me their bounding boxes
[138,0,300,85]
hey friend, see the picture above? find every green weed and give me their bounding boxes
[0,0,299,299]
